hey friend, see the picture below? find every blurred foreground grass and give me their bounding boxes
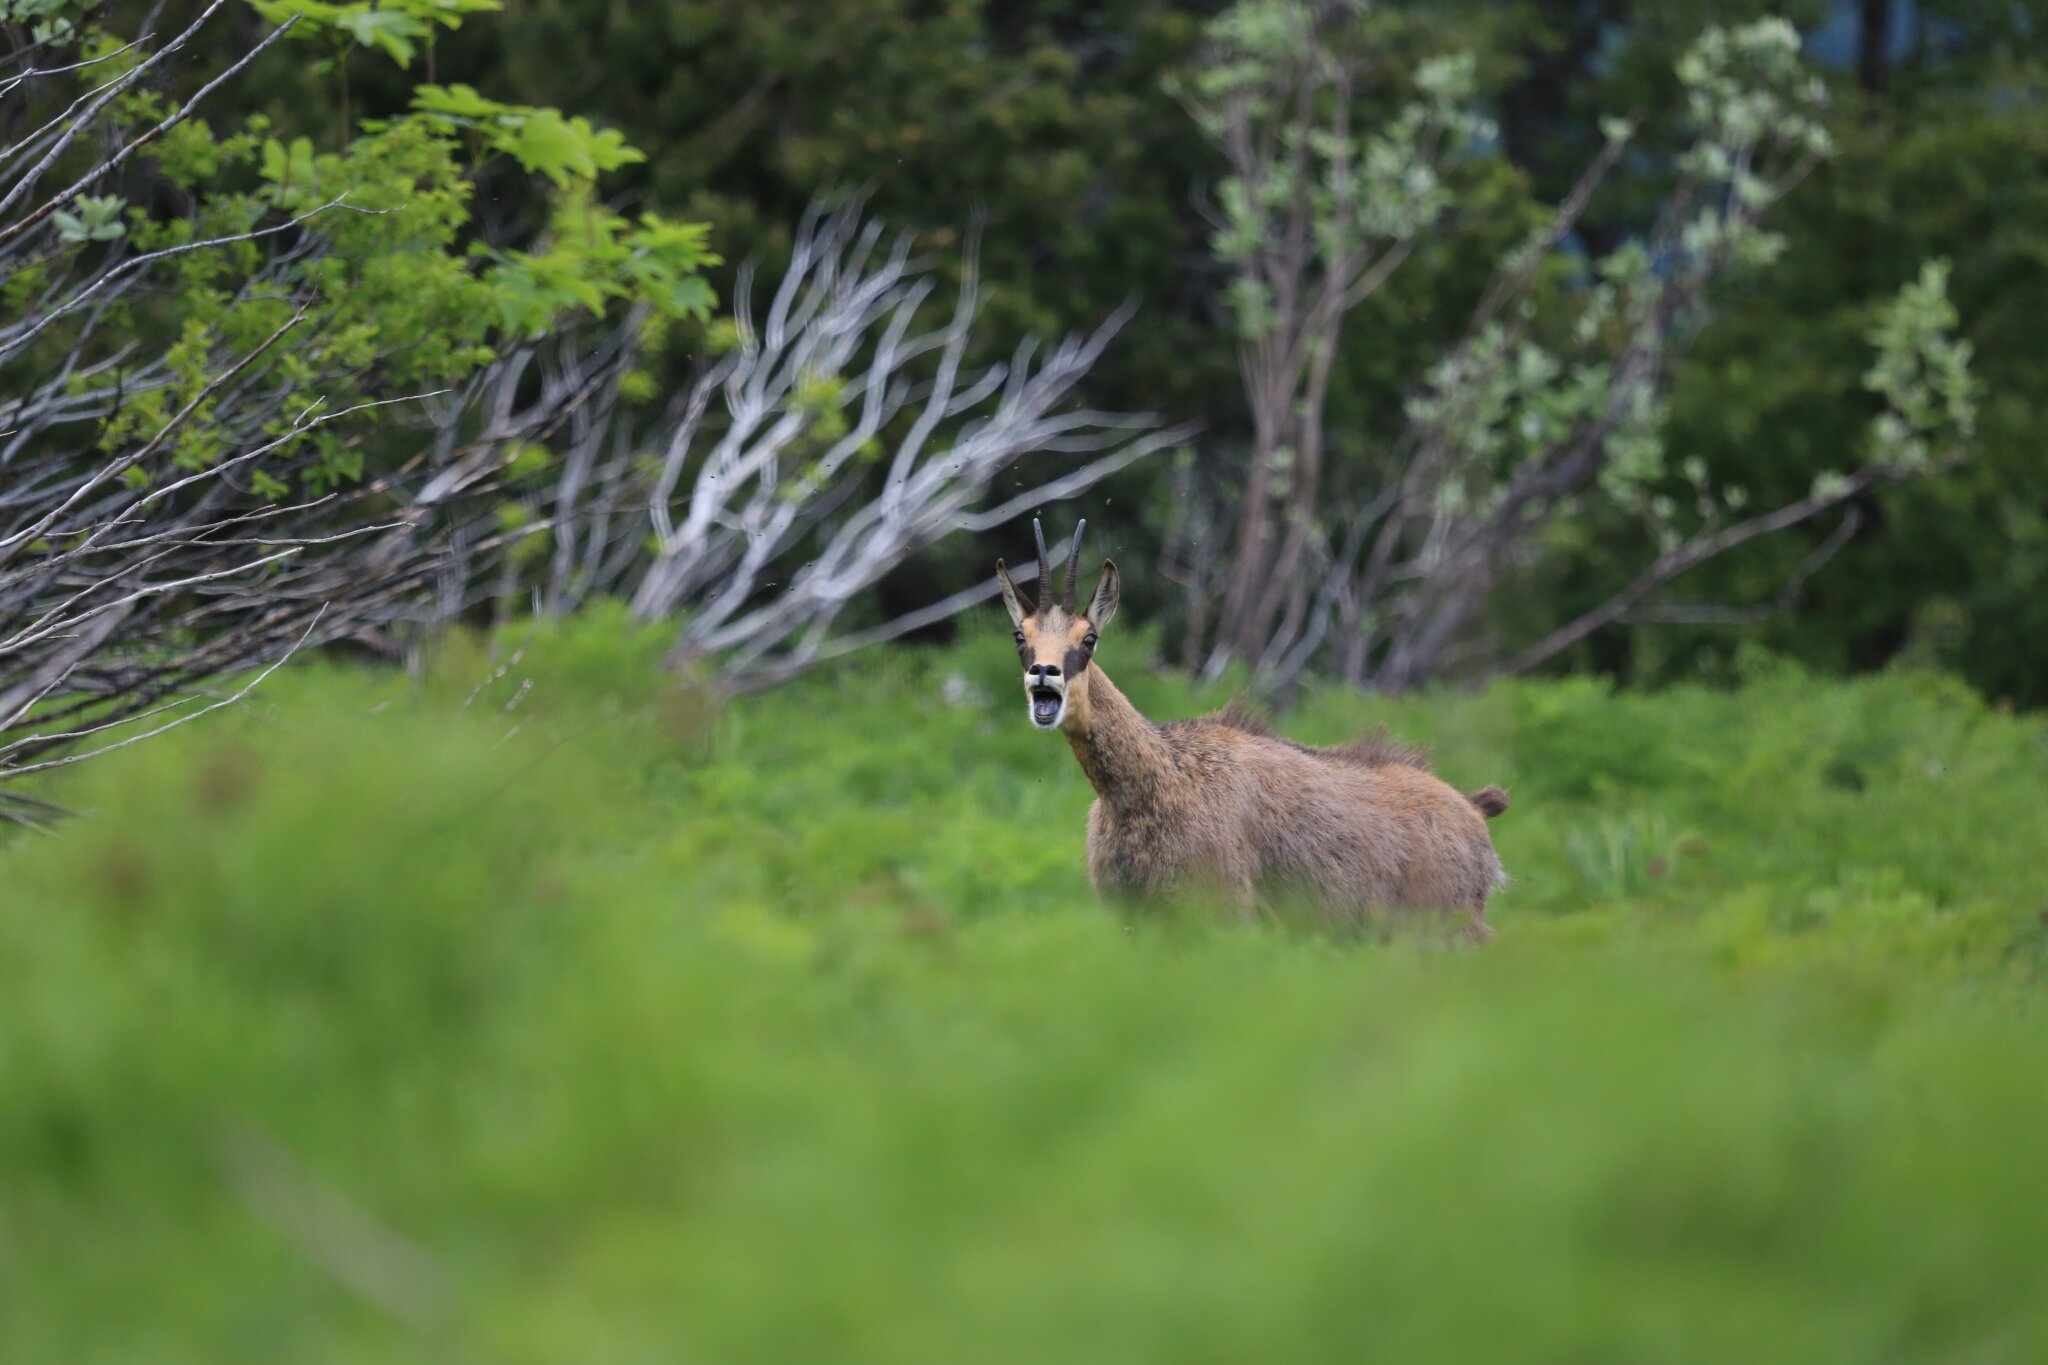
[4,611,2048,1361]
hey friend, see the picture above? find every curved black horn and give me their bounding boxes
[1032,517,1052,611]
[1065,519,1086,612]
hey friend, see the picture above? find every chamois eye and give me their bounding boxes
[1013,631,1025,645]
[1082,633,1098,650]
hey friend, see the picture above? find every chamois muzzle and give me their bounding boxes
[1026,662,1066,728]
[1029,689,1064,728]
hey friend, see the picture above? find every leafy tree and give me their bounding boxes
[1636,1,2048,702]
[1417,0,2048,704]
[1173,8,1977,697]
[1169,0,1499,667]
[0,0,716,819]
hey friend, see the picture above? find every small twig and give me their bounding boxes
[1,606,326,781]
[212,1121,444,1329]
[1499,475,1890,677]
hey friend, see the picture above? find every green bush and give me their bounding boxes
[3,624,2047,1359]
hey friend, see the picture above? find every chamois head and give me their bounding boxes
[995,518,1119,732]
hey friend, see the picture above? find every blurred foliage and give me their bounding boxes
[4,619,2048,1356]
[186,0,2042,704]
[219,0,1236,410]
[1645,20,2048,703]
[203,0,1548,629]
[19,0,2042,695]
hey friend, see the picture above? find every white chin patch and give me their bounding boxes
[1028,685,1066,729]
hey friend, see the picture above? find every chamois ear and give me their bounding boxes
[1087,559,1120,631]
[995,558,1030,627]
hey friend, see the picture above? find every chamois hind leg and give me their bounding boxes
[1459,903,1495,945]
[1381,896,1492,946]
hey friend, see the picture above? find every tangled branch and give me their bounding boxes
[429,201,1187,690]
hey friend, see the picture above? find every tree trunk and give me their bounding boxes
[1246,319,1339,663]
[1215,419,1281,666]
[1858,0,1892,94]
[1213,333,1295,666]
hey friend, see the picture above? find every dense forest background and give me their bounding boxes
[181,0,2048,704]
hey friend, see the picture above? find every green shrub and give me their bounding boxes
[3,625,2046,1359]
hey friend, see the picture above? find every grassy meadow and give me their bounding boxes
[4,611,2048,1361]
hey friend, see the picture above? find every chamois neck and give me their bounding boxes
[1062,664,1174,811]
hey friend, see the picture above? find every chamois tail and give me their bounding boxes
[1467,785,1510,819]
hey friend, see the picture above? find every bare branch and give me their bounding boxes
[1498,473,1893,677]
[0,7,299,249]
[2,608,326,781]
[436,201,1170,687]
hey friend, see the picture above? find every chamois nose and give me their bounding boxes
[1028,662,1061,680]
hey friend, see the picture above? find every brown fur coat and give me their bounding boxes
[1069,673,1507,937]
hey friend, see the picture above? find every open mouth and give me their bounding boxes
[1029,687,1064,728]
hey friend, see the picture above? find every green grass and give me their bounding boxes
[4,612,2048,1361]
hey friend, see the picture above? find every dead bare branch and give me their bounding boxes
[425,200,1174,690]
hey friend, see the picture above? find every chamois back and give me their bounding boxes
[1190,700,1433,772]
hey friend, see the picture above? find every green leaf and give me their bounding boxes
[334,6,430,67]
[389,0,502,29]
[505,109,644,188]
[411,82,512,122]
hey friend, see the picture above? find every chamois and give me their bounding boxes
[997,520,1510,939]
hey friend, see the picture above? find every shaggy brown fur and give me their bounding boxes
[996,537,1510,941]
[1199,702,1432,770]
[1202,703,1510,820]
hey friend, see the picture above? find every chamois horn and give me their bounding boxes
[1033,517,1052,612]
[1065,519,1086,612]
